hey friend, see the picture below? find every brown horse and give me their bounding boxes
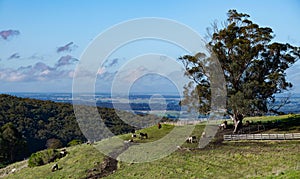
[140,132,148,139]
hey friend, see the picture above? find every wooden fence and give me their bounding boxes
[163,120,203,126]
[162,119,224,126]
[224,133,300,141]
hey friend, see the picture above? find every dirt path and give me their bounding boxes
[86,142,136,178]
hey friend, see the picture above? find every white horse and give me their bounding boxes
[186,136,197,143]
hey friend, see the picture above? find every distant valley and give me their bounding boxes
[7,92,300,116]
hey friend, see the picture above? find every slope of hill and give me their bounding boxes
[2,116,300,179]
[0,94,161,167]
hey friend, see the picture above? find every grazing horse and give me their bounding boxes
[219,121,228,130]
[131,129,137,138]
[124,139,134,143]
[11,168,16,173]
[52,163,59,172]
[60,148,68,157]
[158,123,162,129]
[140,132,148,139]
[186,136,197,143]
[86,140,94,145]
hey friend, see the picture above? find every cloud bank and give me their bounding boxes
[0,29,20,40]
[56,55,79,67]
[0,55,78,82]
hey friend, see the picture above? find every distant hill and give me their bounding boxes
[7,92,300,116]
[0,94,161,167]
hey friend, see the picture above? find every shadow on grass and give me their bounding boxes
[275,114,300,131]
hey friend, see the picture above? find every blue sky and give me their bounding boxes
[0,0,300,94]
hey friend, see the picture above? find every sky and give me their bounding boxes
[0,0,300,94]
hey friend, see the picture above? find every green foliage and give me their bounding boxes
[0,132,5,163]
[0,122,26,163]
[0,94,160,166]
[67,139,83,146]
[179,9,300,132]
[0,94,85,151]
[28,153,43,167]
[28,149,60,167]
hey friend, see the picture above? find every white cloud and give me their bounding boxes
[0,56,78,82]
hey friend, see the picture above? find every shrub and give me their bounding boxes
[46,138,63,149]
[67,139,83,146]
[0,163,7,169]
[28,149,60,167]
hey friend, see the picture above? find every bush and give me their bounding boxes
[28,149,61,167]
[67,139,83,146]
[0,163,7,169]
[46,138,63,149]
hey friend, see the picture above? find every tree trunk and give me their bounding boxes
[9,146,14,162]
[233,119,241,134]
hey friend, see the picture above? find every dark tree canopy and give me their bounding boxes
[0,122,26,162]
[180,9,300,133]
[0,94,161,167]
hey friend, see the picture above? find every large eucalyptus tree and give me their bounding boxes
[180,10,300,133]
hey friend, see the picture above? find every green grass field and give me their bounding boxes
[2,115,300,179]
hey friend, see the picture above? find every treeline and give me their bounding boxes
[0,94,165,167]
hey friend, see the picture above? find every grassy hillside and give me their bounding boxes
[110,141,299,179]
[1,144,105,178]
[2,115,300,179]
[0,94,161,166]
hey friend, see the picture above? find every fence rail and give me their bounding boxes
[163,120,203,126]
[224,133,300,141]
[162,119,224,126]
